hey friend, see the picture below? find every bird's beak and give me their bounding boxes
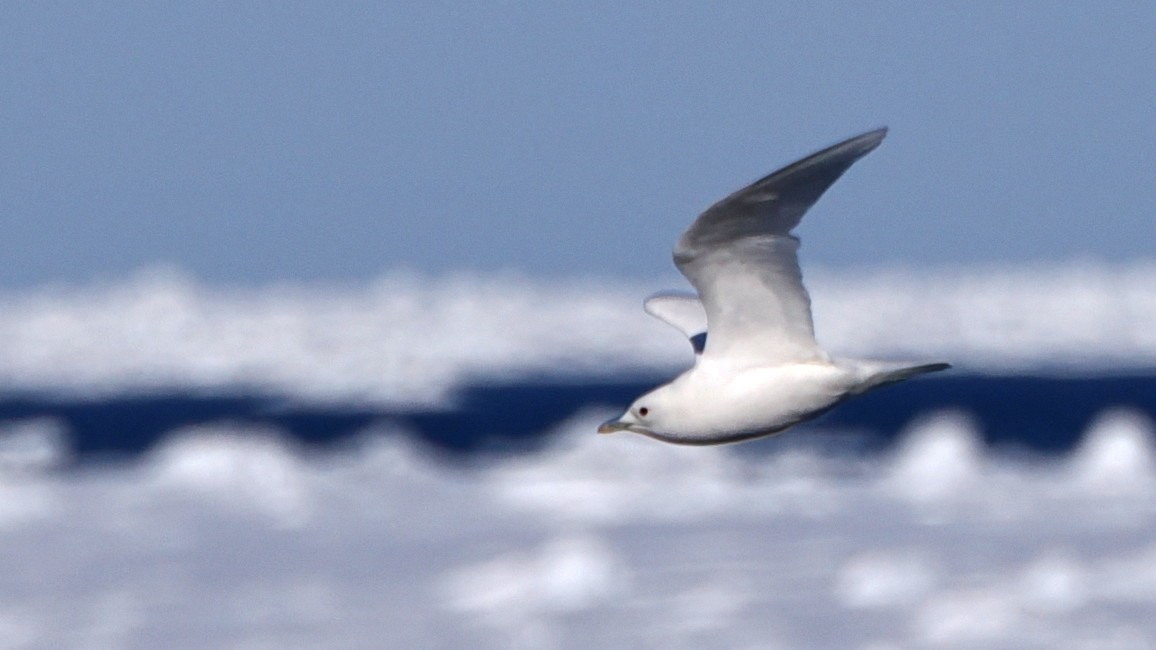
[597,418,631,434]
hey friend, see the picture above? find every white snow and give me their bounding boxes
[1068,409,1156,497]
[2,265,1156,647]
[0,263,1155,404]
[882,411,985,515]
[0,410,1154,648]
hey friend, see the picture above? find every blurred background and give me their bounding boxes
[2,3,1156,648]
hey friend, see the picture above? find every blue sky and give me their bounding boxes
[2,3,1154,287]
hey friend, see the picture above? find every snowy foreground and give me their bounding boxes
[3,265,1156,648]
[2,409,1156,649]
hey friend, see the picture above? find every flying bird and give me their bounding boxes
[599,128,949,445]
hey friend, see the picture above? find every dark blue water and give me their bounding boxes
[2,373,1154,464]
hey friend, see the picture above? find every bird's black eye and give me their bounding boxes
[639,407,649,417]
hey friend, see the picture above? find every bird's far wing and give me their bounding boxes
[644,291,708,355]
[673,128,887,364]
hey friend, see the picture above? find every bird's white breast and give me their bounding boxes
[659,360,852,444]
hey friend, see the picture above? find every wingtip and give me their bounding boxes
[681,125,893,247]
[801,127,889,170]
[848,127,888,152]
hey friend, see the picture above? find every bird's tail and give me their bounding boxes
[847,360,951,394]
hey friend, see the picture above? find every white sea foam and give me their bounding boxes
[0,264,1154,404]
[0,410,1154,647]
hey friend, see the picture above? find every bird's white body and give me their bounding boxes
[599,129,949,445]
[633,358,850,445]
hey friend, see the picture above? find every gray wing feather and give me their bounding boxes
[673,128,887,363]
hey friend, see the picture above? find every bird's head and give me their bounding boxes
[597,385,676,440]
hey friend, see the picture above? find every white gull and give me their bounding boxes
[599,128,949,445]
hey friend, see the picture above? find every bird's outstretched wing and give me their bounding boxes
[643,292,708,355]
[673,128,887,364]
